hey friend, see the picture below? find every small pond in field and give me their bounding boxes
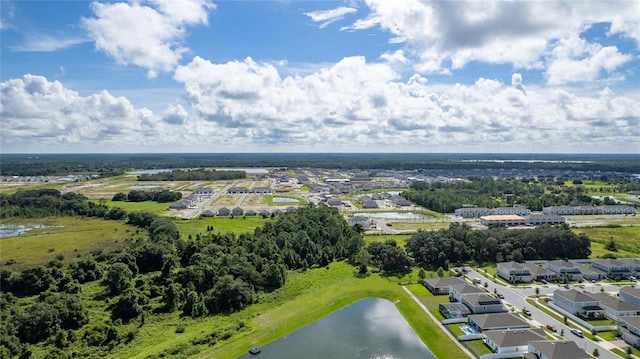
[0,224,47,238]
[238,298,435,359]
[272,197,299,203]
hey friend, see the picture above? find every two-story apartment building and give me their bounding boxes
[619,286,640,308]
[545,260,583,281]
[449,283,486,302]
[591,258,633,280]
[497,261,533,283]
[619,316,640,347]
[590,293,640,321]
[552,289,604,319]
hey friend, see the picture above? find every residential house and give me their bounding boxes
[217,207,231,216]
[527,340,590,359]
[251,187,272,195]
[545,260,583,281]
[286,206,297,213]
[552,289,604,319]
[193,188,213,196]
[327,197,342,206]
[169,202,188,210]
[590,293,640,321]
[348,216,372,231]
[460,293,505,314]
[497,262,532,283]
[591,259,633,280]
[361,200,379,209]
[227,187,248,194]
[259,209,271,217]
[618,259,640,275]
[200,209,215,217]
[423,277,467,295]
[449,283,486,302]
[245,209,257,216]
[576,263,606,281]
[439,302,472,319]
[484,328,546,354]
[524,263,557,282]
[467,313,529,333]
[232,207,244,216]
[618,316,640,347]
[619,286,640,308]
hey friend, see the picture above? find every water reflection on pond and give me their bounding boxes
[239,298,435,359]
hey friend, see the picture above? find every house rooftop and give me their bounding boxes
[620,316,640,328]
[484,328,545,348]
[620,286,640,297]
[450,283,486,295]
[462,293,502,307]
[423,277,466,288]
[467,313,529,329]
[547,259,578,268]
[529,340,589,359]
[499,261,530,271]
[554,289,597,303]
[590,293,640,312]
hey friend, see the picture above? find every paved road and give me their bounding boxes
[466,268,621,359]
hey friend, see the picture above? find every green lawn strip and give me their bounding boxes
[191,262,466,359]
[596,330,619,341]
[0,217,135,271]
[463,339,493,357]
[446,323,465,337]
[103,200,171,214]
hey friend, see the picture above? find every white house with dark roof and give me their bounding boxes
[524,263,557,282]
[619,316,640,347]
[467,313,529,333]
[552,289,604,319]
[527,340,590,359]
[423,277,466,295]
[591,258,633,280]
[576,263,606,281]
[251,187,272,194]
[619,286,640,308]
[193,188,213,196]
[618,258,640,273]
[483,328,546,354]
[545,260,583,281]
[232,207,244,216]
[590,292,640,321]
[497,261,532,283]
[460,293,505,314]
[217,207,230,216]
[227,187,248,194]
[449,283,485,302]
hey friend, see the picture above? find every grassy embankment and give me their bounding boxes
[0,217,137,271]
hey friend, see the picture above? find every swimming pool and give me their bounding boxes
[459,325,475,335]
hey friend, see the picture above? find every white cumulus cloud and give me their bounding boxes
[82,0,215,78]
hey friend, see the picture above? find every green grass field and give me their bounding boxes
[104,200,171,215]
[1,217,136,271]
[101,262,467,359]
[574,226,640,255]
[363,233,413,247]
[173,216,272,238]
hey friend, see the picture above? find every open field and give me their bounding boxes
[104,200,172,215]
[573,226,640,255]
[364,233,413,248]
[173,216,269,238]
[388,221,451,231]
[1,217,136,271]
[211,195,240,207]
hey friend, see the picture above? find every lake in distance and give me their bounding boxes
[239,298,436,359]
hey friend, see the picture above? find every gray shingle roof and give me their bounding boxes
[468,313,529,330]
[529,340,589,359]
[554,289,597,303]
[484,328,545,348]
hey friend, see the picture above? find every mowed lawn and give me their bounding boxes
[1,217,136,270]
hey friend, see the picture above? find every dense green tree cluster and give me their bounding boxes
[112,189,182,203]
[406,223,590,270]
[137,168,246,181]
[0,190,110,218]
[403,177,608,212]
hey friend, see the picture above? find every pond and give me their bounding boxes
[272,197,299,203]
[239,298,435,359]
[0,224,47,238]
[353,212,430,220]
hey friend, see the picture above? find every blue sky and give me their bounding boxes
[1,0,639,154]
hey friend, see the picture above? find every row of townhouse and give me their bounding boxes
[543,205,636,215]
[466,312,590,358]
[227,187,273,195]
[552,287,640,348]
[497,260,608,283]
[479,214,566,227]
[455,206,531,218]
[591,258,640,280]
[202,206,298,217]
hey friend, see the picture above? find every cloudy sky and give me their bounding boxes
[1,0,639,154]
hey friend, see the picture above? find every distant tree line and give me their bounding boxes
[0,189,118,219]
[2,153,639,176]
[137,169,246,181]
[401,176,629,213]
[405,223,591,270]
[112,189,182,203]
